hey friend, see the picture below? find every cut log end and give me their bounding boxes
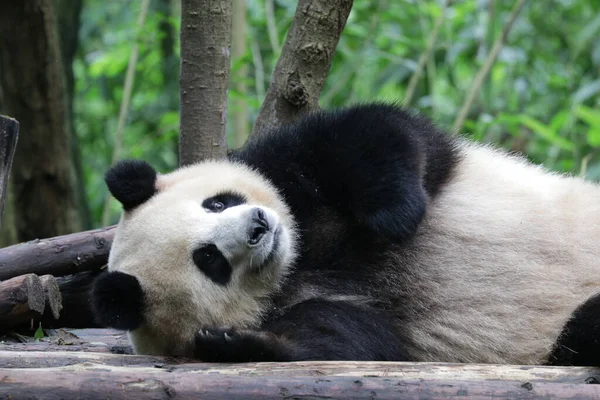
[0,274,45,330]
[40,275,63,320]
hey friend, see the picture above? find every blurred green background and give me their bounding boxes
[73,0,600,227]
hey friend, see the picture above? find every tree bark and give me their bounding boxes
[55,0,92,231]
[0,1,83,242]
[0,115,19,228]
[0,274,45,330]
[0,225,115,281]
[1,359,600,399]
[179,0,232,165]
[251,0,354,137]
[230,0,250,149]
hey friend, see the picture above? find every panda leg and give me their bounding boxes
[547,292,600,366]
[193,299,410,362]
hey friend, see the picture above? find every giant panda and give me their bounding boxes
[91,102,600,366]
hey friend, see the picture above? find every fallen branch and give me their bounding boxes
[251,0,354,137]
[0,274,45,329]
[1,358,600,399]
[0,115,19,228]
[0,225,115,281]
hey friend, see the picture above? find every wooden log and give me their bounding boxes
[0,225,115,281]
[0,115,19,228]
[39,274,62,320]
[0,353,600,383]
[1,359,600,399]
[0,350,173,368]
[0,339,131,355]
[1,328,132,354]
[0,273,44,329]
[14,271,100,331]
[33,271,100,329]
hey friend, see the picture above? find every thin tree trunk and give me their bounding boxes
[157,0,180,165]
[452,0,527,134]
[0,116,19,229]
[0,1,83,241]
[179,0,233,165]
[55,0,91,231]
[101,0,152,227]
[251,0,354,137]
[0,77,17,248]
[230,0,249,149]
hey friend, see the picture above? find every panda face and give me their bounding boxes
[98,160,298,356]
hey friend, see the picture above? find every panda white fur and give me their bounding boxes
[91,103,600,366]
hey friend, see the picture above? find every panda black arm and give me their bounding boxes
[233,103,458,242]
[193,298,410,362]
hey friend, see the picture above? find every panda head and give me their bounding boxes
[91,159,298,356]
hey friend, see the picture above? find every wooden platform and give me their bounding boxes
[2,328,600,399]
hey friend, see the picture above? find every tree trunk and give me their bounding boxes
[0,1,83,241]
[179,0,232,165]
[251,0,354,137]
[0,183,18,247]
[55,0,91,231]
[230,0,250,149]
[0,116,19,229]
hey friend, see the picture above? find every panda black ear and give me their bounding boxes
[105,159,157,211]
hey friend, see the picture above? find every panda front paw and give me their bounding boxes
[193,326,292,362]
[195,326,236,346]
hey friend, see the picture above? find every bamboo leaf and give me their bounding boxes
[518,115,574,151]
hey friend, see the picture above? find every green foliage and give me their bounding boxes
[34,323,44,341]
[74,0,600,228]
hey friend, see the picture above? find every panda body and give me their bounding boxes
[92,103,600,365]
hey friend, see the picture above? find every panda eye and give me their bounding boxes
[192,244,232,286]
[212,201,225,212]
[203,250,215,262]
[202,192,246,213]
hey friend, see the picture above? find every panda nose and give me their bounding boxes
[248,208,269,245]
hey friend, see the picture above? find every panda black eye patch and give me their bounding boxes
[192,244,232,286]
[202,192,246,213]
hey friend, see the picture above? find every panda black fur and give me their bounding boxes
[91,103,600,366]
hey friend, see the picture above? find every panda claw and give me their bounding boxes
[224,332,232,341]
